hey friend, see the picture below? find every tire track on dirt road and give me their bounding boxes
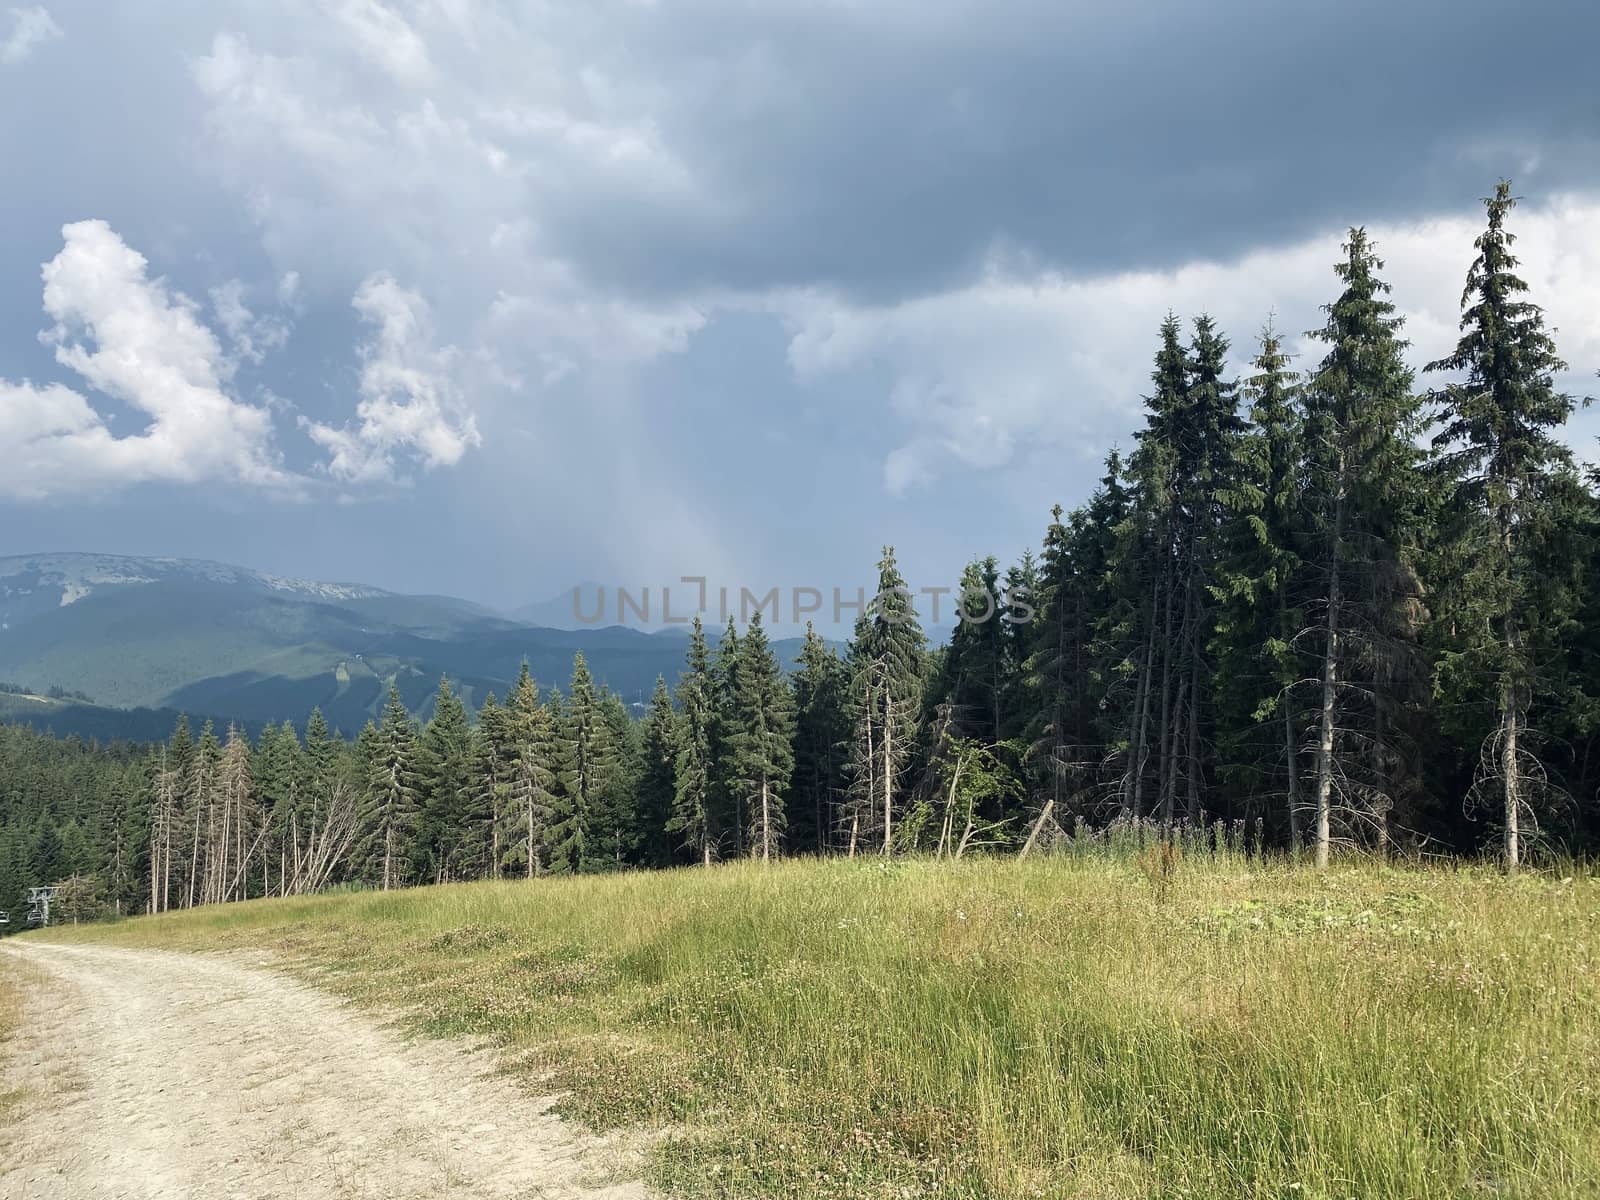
[0,942,649,1200]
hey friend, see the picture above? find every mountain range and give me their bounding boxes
[0,554,814,740]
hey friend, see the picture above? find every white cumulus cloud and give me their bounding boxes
[2,222,483,500]
[303,272,481,484]
[209,278,292,366]
[188,19,708,395]
[332,0,433,87]
[1,220,290,499]
[0,5,60,65]
[783,199,1600,494]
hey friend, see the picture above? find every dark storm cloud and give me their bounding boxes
[528,0,1600,301]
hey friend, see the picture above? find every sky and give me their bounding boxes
[2,0,1598,626]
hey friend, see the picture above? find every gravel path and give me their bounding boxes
[0,942,648,1199]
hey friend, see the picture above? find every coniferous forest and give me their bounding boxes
[6,184,1600,923]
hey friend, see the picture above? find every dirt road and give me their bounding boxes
[0,942,649,1199]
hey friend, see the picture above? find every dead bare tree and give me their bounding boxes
[280,778,364,895]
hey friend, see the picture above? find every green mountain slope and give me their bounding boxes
[0,554,817,735]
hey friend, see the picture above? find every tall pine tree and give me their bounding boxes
[1428,181,1579,870]
[729,613,796,861]
[635,677,680,867]
[670,619,718,865]
[547,654,615,874]
[1301,228,1425,867]
[846,547,926,853]
[366,684,420,890]
[789,623,847,854]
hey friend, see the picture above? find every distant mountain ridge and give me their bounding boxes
[0,553,398,616]
[0,553,818,741]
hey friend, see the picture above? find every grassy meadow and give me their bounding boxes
[32,853,1600,1199]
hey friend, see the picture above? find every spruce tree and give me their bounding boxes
[211,725,256,904]
[284,709,335,877]
[303,708,337,799]
[415,676,478,882]
[1027,467,1126,825]
[945,556,1009,744]
[845,546,926,853]
[537,686,571,871]
[1301,228,1426,867]
[636,677,680,867]
[547,654,615,874]
[729,612,796,861]
[789,623,847,854]
[252,721,303,894]
[1024,504,1083,821]
[186,721,221,909]
[1428,181,1579,870]
[1117,318,1187,823]
[474,692,514,879]
[504,664,557,878]
[590,688,641,869]
[351,718,381,884]
[1001,549,1039,738]
[367,684,420,890]
[1211,325,1306,846]
[1548,478,1600,847]
[710,618,744,854]
[149,716,193,913]
[670,619,718,865]
[1171,314,1245,825]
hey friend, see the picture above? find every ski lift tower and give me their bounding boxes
[26,886,57,928]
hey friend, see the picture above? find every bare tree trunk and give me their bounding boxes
[1313,621,1338,872]
[955,792,979,860]
[526,789,536,880]
[1283,694,1301,856]
[1185,637,1203,826]
[162,812,171,913]
[150,759,170,915]
[225,824,269,902]
[881,692,894,855]
[1280,586,1302,855]
[937,752,965,859]
[1313,474,1345,871]
[1160,678,1185,827]
[382,823,394,892]
[1129,615,1156,821]
[847,813,859,859]
[203,788,219,905]
[187,793,201,909]
[1499,492,1523,876]
[492,788,501,881]
[1156,568,1176,824]
[815,743,828,853]
[760,779,771,863]
[1019,799,1055,860]
[1502,642,1520,874]
[217,784,231,904]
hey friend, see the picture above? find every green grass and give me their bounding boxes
[37,856,1600,1199]
[0,955,37,1122]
